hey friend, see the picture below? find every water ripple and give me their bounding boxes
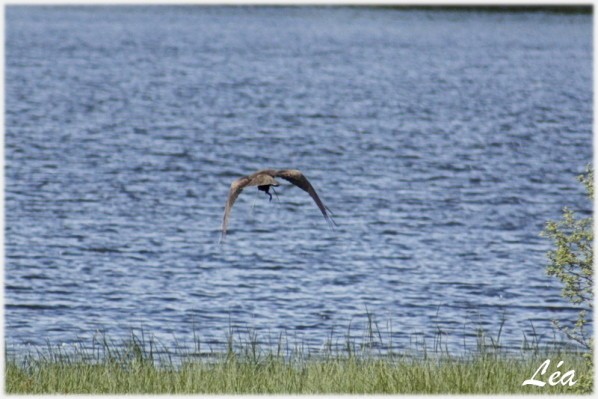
[4,6,592,353]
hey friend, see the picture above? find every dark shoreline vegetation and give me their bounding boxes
[21,5,593,14]
[5,320,592,394]
[358,5,592,14]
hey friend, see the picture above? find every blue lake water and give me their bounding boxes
[4,6,593,356]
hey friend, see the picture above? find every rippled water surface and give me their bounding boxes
[5,6,592,354]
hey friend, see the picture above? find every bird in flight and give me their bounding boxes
[220,169,335,240]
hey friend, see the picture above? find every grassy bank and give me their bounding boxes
[5,330,592,394]
[5,352,592,394]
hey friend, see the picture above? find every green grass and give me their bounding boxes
[5,351,592,394]
[5,329,593,394]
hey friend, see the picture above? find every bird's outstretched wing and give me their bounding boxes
[274,169,336,227]
[221,176,251,240]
